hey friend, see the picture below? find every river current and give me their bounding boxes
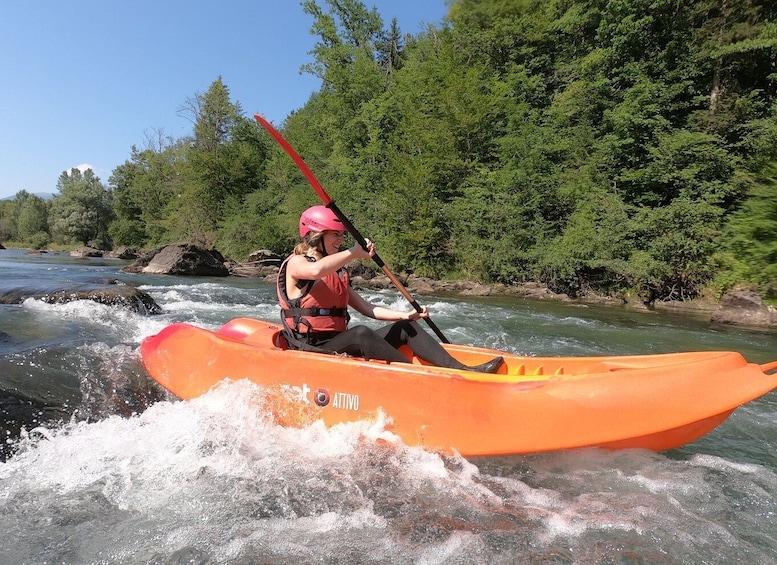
[1,247,776,564]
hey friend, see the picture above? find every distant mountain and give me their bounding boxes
[1,192,56,202]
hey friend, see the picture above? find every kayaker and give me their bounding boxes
[276,205,504,373]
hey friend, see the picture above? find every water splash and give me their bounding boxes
[2,380,776,564]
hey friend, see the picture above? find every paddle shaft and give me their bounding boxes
[253,113,450,343]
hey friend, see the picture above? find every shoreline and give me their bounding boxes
[141,243,777,331]
[6,245,774,330]
[346,271,777,331]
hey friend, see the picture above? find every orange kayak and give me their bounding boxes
[140,317,777,457]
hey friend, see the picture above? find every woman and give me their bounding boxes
[276,205,504,373]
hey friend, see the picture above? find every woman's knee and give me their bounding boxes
[348,324,409,362]
[381,320,420,343]
[348,325,376,340]
[393,320,416,332]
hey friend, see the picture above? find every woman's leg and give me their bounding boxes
[320,325,411,363]
[375,321,504,373]
[374,321,468,368]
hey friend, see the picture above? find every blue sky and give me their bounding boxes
[0,1,449,200]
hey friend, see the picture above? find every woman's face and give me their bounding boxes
[321,230,347,255]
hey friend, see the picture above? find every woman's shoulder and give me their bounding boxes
[285,254,317,277]
[287,253,317,263]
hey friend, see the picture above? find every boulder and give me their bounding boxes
[230,264,279,277]
[459,283,495,297]
[406,275,440,296]
[124,243,229,276]
[230,250,283,277]
[247,249,283,266]
[70,247,103,258]
[108,246,139,260]
[711,289,777,327]
[121,246,164,273]
[348,262,378,280]
[0,283,162,314]
[353,273,394,290]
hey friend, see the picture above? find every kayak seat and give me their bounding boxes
[272,330,289,350]
[397,344,426,365]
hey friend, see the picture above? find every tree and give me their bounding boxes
[99,0,777,299]
[690,0,777,120]
[174,78,267,240]
[110,140,188,246]
[377,17,406,79]
[108,157,149,247]
[0,200,13,241]
[721,163,777,297]
[16,193,49,249]
[628,198,723,300]
[302,0,386,113]
[179,76,242,154]
[50,168,114,248]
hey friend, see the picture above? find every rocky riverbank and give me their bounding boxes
[4,243,772,329]
[350,271,777,330]
[120,243,777,330]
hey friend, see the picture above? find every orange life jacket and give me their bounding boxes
[277,255,350,336]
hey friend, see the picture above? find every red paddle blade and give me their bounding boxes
[253,114,332,205]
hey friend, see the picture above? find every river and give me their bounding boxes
[1,247,776,564]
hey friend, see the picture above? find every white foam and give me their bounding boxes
[690,453,763,474]
[22,297,170,344]
[1,380,441,504]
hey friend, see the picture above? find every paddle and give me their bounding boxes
[254,113,450,344]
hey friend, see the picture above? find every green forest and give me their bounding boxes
[2,0,776,303]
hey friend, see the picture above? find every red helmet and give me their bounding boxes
[299,205,345,237]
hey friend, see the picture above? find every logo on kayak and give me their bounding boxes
[314,388,330,407]
[331,391,360,411]
[299,383,360,412]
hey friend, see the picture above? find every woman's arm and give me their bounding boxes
[286,241,373,282]
[348,288,429,321]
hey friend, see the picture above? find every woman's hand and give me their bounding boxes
[406,305,429,321]
[350,238,375,259]
[349,289,432,323]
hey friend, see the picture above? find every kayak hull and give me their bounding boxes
[140,318,777,457]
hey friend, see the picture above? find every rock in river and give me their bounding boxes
[123,243,228,276]
[0,282,162,314]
